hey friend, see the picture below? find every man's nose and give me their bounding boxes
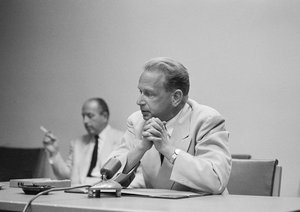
[83,116,89,123]
[136,94,145,105]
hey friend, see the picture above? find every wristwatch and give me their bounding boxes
[169,149,181,164]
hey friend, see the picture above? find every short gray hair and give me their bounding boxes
[144,57,190,96]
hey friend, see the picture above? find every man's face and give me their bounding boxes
[82,101,108,136]
[137,70,173,121]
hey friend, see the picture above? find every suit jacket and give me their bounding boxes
[113,99,231,194]
[50,125,123,185]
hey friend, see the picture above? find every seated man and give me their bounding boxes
[42,98,123,185]
[112,57,231,194]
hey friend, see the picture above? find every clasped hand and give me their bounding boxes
[141,117,169,154]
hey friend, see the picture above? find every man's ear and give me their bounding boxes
[171,89,183,107]
[101,111,109,119]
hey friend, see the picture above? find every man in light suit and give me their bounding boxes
[112,57,231,194]
[43,98,123,185]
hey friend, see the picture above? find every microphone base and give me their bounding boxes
[87,179,122,198]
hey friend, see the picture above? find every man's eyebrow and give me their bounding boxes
[142,87,155,91]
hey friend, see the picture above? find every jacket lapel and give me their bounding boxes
[169,104,192,152]
[75,136,94,184]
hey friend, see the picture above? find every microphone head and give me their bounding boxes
[100,157,122,179]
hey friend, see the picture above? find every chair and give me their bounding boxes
[227,159,282,196]
[0,147,49,181]
[272,165,282,196]
[231,154,252,159]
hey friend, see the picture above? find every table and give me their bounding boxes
[0,183,300,212]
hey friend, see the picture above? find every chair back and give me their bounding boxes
[231,154,252,159]
[227,159,281,196]
[0,147,48,181]
[272,165,282,196]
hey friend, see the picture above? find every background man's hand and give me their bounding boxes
[43,132,59,157]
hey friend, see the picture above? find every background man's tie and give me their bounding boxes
[87,135,99,176]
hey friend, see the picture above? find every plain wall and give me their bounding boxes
[0,0,299,196]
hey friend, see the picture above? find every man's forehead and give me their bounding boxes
[138,71,165,87]
[82,101,101,112]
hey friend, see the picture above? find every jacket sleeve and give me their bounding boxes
[49,140,74,180]
[109,113,146,187]
[170,115,232,194]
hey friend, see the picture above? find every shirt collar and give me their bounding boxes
[97,124,110,140]
[165,103,188,136]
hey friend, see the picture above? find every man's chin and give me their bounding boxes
[141,112,152,120]
[86,129,95,136]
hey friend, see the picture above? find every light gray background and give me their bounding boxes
[0,0,299,197]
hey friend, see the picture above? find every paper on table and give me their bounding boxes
[121,188,208,199]
[63,186,208,199]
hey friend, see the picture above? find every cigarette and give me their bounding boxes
[40,126,55,141]
[40,126,49,133]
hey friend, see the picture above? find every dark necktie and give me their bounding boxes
[87,135,99,177]
[160,153,164,164]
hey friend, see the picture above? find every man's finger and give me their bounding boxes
[146,127,162,137]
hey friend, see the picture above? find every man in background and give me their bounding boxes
[42,97,123,185]
[112,57,231,194]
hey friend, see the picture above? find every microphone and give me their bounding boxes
[100,157,122,180]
